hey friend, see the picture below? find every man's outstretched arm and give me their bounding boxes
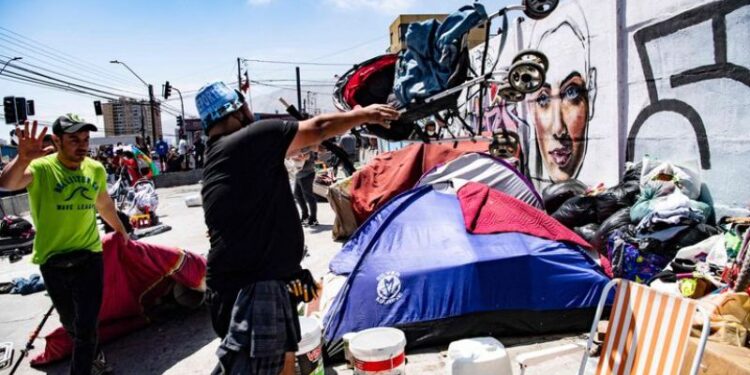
[286,104,398,157]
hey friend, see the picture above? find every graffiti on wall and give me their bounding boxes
[465,0,749,212]
[524,1,597,184]
[626,0,750,169]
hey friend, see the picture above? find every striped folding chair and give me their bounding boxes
[579,279,712,375]
[516,279,712,375]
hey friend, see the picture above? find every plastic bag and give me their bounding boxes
[574,223,599,244]
[552,196,598,229]
[640,158,702,200]
[593,208,632,252]
[542,180,588,214]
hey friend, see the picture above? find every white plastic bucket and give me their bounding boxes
[446,337,512,375]
[349,327,406,375]
[295,317,324,375]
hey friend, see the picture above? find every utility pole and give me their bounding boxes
[237,58,242,91]
[295,66,302,115]
[147,84,157,146]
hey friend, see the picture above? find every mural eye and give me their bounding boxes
[536,93,550,107]
[564,85,583,101]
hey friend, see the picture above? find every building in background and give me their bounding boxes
[389,14,486,54]
[102,97,162,140]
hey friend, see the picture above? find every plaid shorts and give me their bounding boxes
[212,280,301,375]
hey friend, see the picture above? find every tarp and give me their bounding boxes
[350,142,488,224]
[31,234,206,365]
[324,183,609,354]
[417,152,543,209]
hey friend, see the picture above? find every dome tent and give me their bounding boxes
[323,182,609,356]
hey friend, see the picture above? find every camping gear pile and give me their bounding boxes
[545,157,750,304]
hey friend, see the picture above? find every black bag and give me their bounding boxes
[551,196,598,229]
[542,180,588,214]
[593,208,632,253]
[574,223,599,244]
[0,215,34,238]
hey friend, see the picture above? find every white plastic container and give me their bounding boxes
[349,327,407,375]
[446,337,512,375]
[184,194,202,207]
[295,317,324,375]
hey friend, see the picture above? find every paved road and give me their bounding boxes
[0,184,586,374]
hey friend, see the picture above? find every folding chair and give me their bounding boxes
[516,279,712,375]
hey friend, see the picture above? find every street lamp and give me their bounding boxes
[110,60,158,147]
[0,57,22,75]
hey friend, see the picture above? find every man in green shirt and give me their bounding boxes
[0,115,129,375]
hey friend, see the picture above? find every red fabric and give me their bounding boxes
[457,182,591,249]
[351,142,489,224]
[31,234,206,365]
[343,54,398,108]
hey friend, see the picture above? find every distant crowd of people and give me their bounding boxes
[86,132,207,185]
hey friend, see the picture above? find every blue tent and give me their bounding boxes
[323,184,610,355]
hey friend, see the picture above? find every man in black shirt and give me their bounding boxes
[196,81,397,375]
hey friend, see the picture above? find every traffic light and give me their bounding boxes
[163,81,172,100]
[26,100,35,116]
[176,115,184,128]
[14,97,27,123]
[94,100,102,116]
[3,96,16,124]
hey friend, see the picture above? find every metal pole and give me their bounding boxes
[172,87,185,120]
[0,57,22,75]
[148,84,158,148]
[296,66,302,113]
[237,58,242,91]
[139,102,146,140]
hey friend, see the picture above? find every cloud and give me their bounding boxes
[325,0,415,14]
[247,0,274,5]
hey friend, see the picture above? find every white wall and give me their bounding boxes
[469,0,750,216]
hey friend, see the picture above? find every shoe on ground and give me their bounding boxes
[306,219,319,227]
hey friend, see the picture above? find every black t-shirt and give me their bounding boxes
[202,120,303,292]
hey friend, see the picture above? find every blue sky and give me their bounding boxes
[0,0,509,142]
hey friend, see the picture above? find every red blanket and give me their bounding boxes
[351,142,488,223]
[31,233,206,365]
[457,182,591,249]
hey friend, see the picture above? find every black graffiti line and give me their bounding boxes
[626,99,711,169]
[671,63,750,89]
[633,0,750,102]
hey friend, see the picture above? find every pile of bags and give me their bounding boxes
[544,158,721,285]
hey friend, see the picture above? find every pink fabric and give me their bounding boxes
[457,182,591,249]
[31,234,206,365]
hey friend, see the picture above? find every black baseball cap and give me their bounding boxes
[52,114,97,136]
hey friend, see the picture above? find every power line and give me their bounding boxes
[242,58,353,67]
[0,28,140,86]
[0,53,146,98]
[309,34,385,62]
[0,73,121,101]
[2,62,141,100]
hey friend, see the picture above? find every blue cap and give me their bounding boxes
[195,81,244,130]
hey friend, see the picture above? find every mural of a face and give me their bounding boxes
[528,16,595,182]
